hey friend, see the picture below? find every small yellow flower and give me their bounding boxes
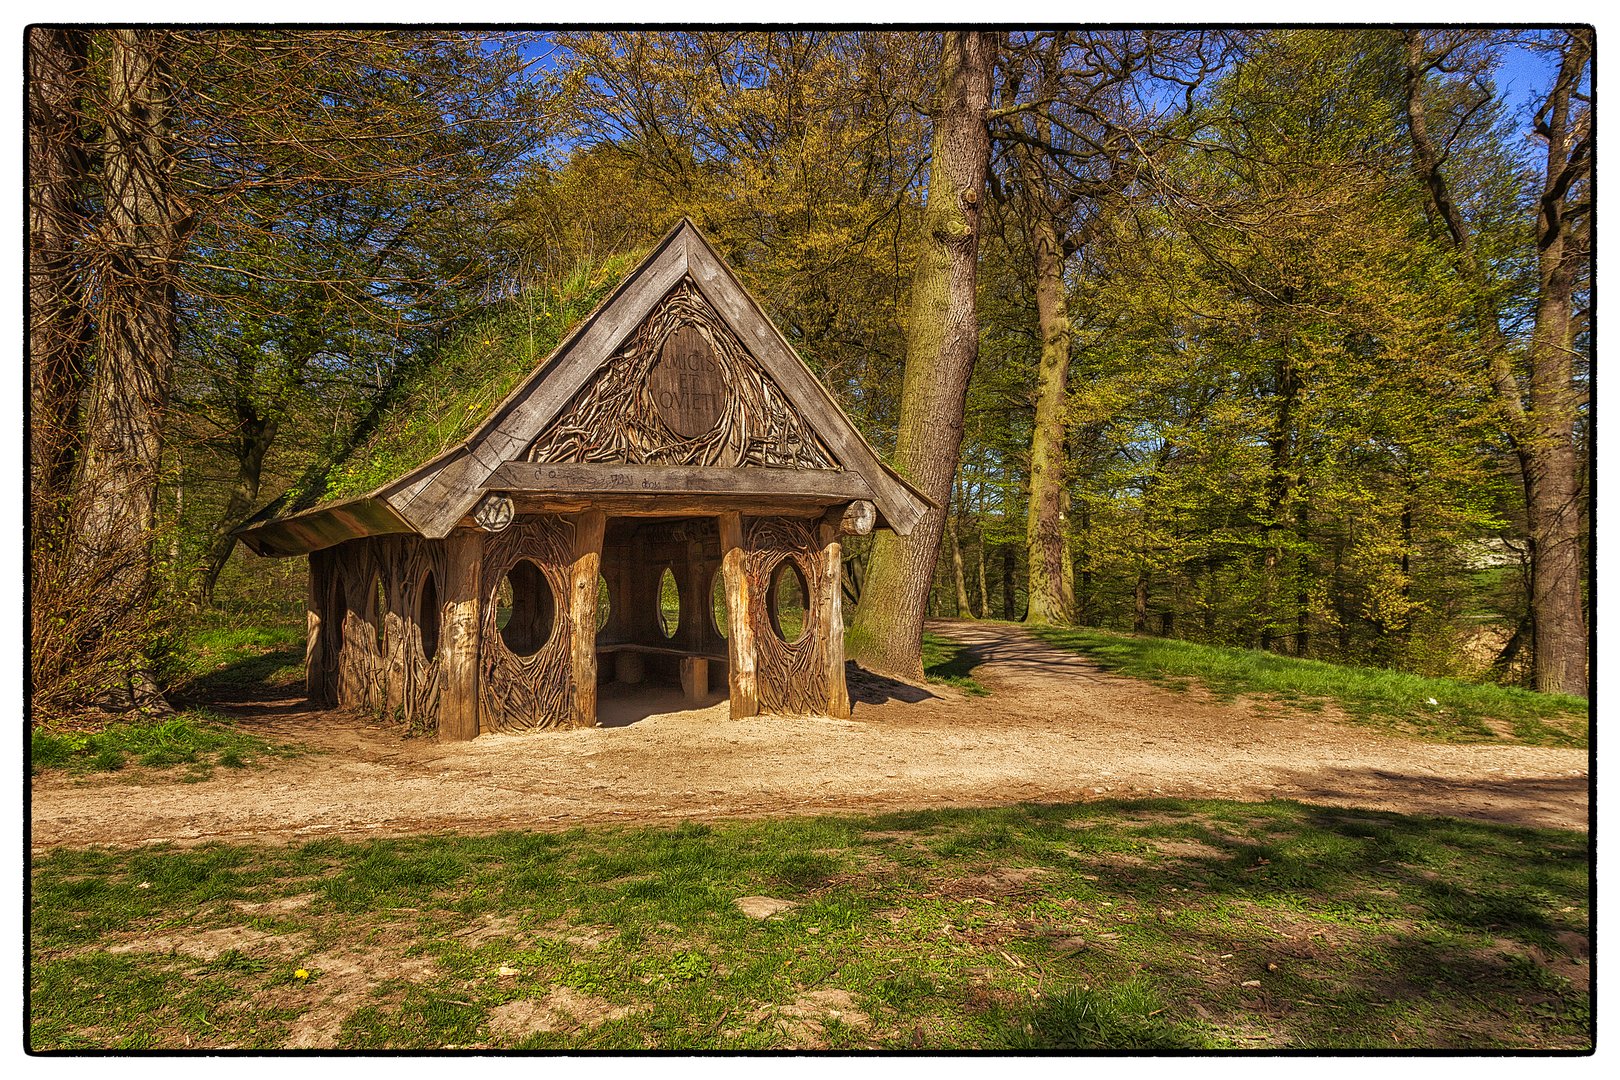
[295,969,310,981]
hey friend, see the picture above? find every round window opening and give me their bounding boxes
[768,559,809,644]
[496,559,555,657]
[710,567,729,639]
[418,571,441,662]
[596,573,611,633]
[658,567,680,639]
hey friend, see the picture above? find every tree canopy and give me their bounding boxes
[27,27,1590,716]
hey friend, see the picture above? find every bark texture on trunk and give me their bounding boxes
[1402,29,1589,696]
[68,30,190,706]
[1022,197,1075,625]
[27,28,93,532]
[846,31,993,680]
[1525,35,1591,697]
[947,512,972,617]
[199,409,281,602]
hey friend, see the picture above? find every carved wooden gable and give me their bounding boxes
[525,279,836,470]
[236,218,931,557]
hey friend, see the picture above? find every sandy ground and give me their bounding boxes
[29,620,1590,853]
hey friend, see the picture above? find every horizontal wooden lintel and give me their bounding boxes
[483,461,875,501]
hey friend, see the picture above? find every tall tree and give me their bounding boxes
[27,28,92,537]
[55,31,193,708]
[847,31,994,678]
[28,29,553,711]
[1401,29,1591,695]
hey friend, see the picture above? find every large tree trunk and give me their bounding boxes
[68,30,189,708]
[1022,193,1076,625]
[847,31,993,679]
[1525,37,1590,696]
[27,28,93,535]
[1402,29,1589,696]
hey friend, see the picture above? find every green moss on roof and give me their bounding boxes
[295,252,643,512]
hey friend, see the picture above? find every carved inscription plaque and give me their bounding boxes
[649,325,726,438]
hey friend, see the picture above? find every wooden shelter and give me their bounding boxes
[237,220,930,739]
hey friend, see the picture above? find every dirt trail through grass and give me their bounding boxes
[30,621,1588,852]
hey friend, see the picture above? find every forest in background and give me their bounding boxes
[26,28,1591,717]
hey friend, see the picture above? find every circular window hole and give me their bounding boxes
[769,560,809,644]
[372,573,388,653]
[658,566,681,639]
[596,573,611,633]
[419,571,440,662]
[711,567,729,639]
[496,559,555,657]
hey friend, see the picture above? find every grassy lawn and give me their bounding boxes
[29,799,1589,1051]
[165,616,307,702]
[30,616,309,779]
[1027,625,1588,748]
[30,710,300,781]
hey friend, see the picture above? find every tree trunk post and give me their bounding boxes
[438,530,483,740]
[568,509,607,727]
[719,512,759,718]
[818,518,852,719]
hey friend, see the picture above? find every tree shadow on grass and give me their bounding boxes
[866,797,1590,1050]
[172,646,306,706]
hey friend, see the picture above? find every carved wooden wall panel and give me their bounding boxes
[330,539,388,714]
[525,280,836,470]
[744,516,833,716]
[391,536,447,730]
[321,536,446,731]
[478,514,579,732]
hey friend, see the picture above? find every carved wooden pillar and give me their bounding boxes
[380,539,406,717]
[719,511,758,718]
[568,509,607,727]
[439,530,483,741]
[306,547,332,705]
[818,519,852,719]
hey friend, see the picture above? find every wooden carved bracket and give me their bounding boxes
[474,493,515,532]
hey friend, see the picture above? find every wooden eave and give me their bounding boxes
[237,218,933,558]
[234,496,416,557]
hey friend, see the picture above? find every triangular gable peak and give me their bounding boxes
[241,220,928,556]
[384,219,926,538]
[523,277,838,470]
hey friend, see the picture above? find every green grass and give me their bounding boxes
[163,615,307,701]
[30,709,300,780]
[920,632,989,695]
[28,799,1589,1050]
[1028,625,1587,748]
[294,254,640,510]
[34,612,310,779]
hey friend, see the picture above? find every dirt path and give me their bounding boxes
[29,620,1589,852]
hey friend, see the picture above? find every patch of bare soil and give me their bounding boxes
[29,621,1588,854]
[486,988,631,1042]
[733,988,871,1048]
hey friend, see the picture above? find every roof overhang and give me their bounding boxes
[234,497,417,558]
